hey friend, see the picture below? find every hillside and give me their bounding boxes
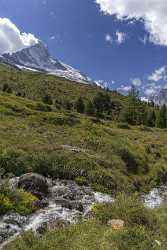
[0,63,167,249]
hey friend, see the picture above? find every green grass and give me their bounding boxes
[0,64,125,111]
[0,63,167,248]
[0,90,166,194]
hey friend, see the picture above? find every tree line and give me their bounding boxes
[74,86,167,129]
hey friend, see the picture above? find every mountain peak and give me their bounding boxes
[1,40,93,84]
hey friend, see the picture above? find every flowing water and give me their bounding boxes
[0,179,113,248]
[0,177,166,249]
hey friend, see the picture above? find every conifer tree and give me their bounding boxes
[86,101,94,115]
[146,110,156,127]
[156,104,167,128]
[120,86,141,125]
[75,97,85,113]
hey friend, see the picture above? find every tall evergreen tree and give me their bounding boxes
[75,97,85,113]
[156,104,167,128]
[146,110,156,127]
[120,86,142,125]
[92,92,112,117]
[86,101,94,115]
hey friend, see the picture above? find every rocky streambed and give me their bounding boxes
[0,174,113,248]
[0,173,167,249]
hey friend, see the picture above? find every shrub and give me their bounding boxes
[92,193,156,230]
[0,185,38,215]
[117,122,130,129]
[117,146,149,174]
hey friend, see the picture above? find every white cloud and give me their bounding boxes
[131,78,142,86]
[117,84,131,92]
[105,31,126,45]
[144,82,161,96]
[116,31,126,44]
[105,34,113,45]
[148,66,166,82]
[0,17,38,54]
[96,0,167,46]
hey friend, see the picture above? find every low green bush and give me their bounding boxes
[92,193,157,230]
[0,185,38,215]
[117,122,130,129]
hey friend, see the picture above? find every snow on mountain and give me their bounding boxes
[1,41,93,84]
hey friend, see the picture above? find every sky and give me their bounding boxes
[0,0,167,97]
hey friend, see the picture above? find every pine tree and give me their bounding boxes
[120,86,141,125]
[156,104,167,128]
[75,97,85,113]
[92,92,112,117]
[86,101,94,115]
[146,110,156,127]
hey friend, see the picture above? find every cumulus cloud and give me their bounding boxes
[131,78,142,86]
[117,84,131,92]
[0,17,38,54]
[144,82,161,96]
[96,0,167,46]
[148,66,166,82]
[116,31,126,44]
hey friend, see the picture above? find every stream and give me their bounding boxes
[0,176,166,249]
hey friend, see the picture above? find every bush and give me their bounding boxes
[92,193,156,229]
[0,185,38,215]
[117,146,149,174]
[117,122,130,129]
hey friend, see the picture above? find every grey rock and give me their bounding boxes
[18,173,49,198]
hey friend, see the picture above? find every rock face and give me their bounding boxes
[1,41,93,85]
[18,173,49,198]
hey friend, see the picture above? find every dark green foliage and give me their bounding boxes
[86,100,94,115]
[2,83,12,93]
[117,122,130,129]
[75,97,85,113]
[146,110,156,127]
[92,92,112,117]
[156,104,167,128]
[117,146,149,174]
[42,94,53,105]
[120,86,146,125]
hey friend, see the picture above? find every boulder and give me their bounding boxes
[107,219,124,230]
[36,219,69,234]
[18,173,49,198]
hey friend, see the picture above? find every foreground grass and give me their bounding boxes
[3,194,167,250]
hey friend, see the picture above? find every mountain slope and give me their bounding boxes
[1,41,92,84]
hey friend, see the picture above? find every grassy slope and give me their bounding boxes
[0,64,125,104]
[0,90,167,193]
[1,64,167,249]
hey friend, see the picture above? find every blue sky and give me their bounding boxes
[0,0,167,97]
